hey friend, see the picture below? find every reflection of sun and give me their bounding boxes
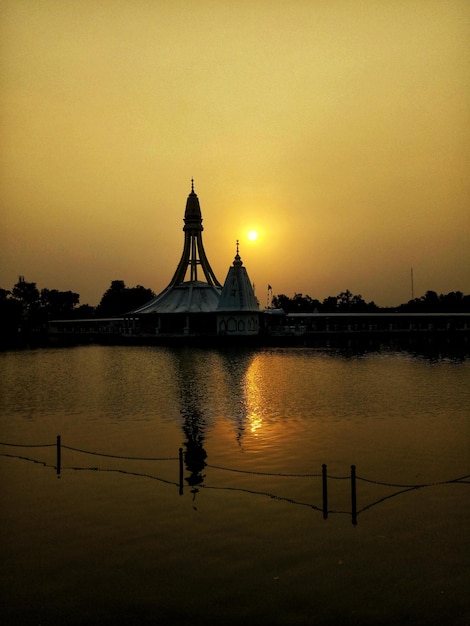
[244,360,263,436]
[247,230,258,241]
[249,412,263,435]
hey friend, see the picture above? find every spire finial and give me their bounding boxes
[191,178,194,193]
[233,239,243,267]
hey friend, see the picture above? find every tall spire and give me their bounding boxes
[167,182,222,287]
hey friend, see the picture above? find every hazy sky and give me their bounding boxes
[1,0,469,307]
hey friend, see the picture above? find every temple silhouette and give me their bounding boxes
[127,181,260,337]
[47,182,470,346]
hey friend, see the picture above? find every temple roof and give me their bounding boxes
[130,281,221,315]
[128,185,262,318]
[167,180,221,287]
[217,245,259,312]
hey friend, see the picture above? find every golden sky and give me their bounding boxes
[1,0,469,307]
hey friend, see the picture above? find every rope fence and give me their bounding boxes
[1,437,468,526]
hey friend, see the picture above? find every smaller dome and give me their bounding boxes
[217,242,259,313]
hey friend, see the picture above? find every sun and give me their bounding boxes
[247,230,258,241]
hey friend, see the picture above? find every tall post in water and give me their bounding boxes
[322,464,328,519]
[179,448,184,495]
[56,435,61,477]
[351,464,357,526]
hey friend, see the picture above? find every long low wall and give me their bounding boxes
[48,312,470,338]
[267,312,470,334]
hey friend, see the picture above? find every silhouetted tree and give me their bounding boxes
[0,288,22,347]
[322,296,338,312]
[125,285,156,311]
[0,288,11,302]
[274,291,380,313]
[398,290,470,313]
[337,290,354,311]
[1,278,85,345]
[422,290,440,311]
[96,280,125,316]
[291,293,320,312]
[96,280,155,316]
[271,293,291,312]
[439,291,469,312]
[73,304,96,318]
[12,277,40,313]
[40,288,80,319]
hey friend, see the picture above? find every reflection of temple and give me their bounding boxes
[174,351,211,494]
[172,347,256,494]
[172,350,209,492]
[128,182,260,337]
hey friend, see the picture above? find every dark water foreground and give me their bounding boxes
[1,345,469,625]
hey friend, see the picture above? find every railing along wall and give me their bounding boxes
[1,437,468,526]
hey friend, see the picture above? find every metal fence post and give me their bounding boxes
[322,464,328,519]
[351,464,357,526]
[56,435,61,476]
[179,447,184,495]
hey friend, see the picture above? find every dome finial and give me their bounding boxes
[233,239,243,267]
[191,178,194,193]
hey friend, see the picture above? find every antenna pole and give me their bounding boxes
[411,267,414,300]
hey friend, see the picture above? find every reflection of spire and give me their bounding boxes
[167,181,222,287]
[174,351,209,495]
[181,403,207,489]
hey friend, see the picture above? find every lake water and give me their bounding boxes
[0,344,469,625]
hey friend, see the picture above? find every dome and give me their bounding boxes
[217,247,259,313]
[131,281,221,315]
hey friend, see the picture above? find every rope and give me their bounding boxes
[357,487,417,515]
[0,441,55,448]
[207,464,351,479]
[206,463,322,478]
[326,474,351,480]
[61,444,177,461]
[201,483,323,512]
[356,473,470,489]
[62,466,179,487]
[0,453,55,467]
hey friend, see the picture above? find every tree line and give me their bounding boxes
[0,277,155,348]
[272,289,470,314]
[1,275,469,348]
